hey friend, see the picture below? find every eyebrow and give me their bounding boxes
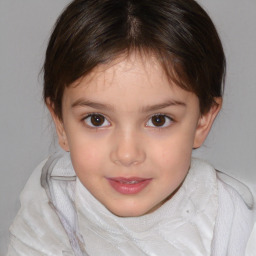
[71,99,115,111]
[141,100,186,112]
[71,98,186,112]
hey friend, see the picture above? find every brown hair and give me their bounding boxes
[43,0,226,118]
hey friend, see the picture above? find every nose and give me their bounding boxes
[110,130,146,167]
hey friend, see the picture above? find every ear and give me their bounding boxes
[193,97,222,148]
[46,98,70,152]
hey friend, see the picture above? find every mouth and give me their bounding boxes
[107,177,152,195]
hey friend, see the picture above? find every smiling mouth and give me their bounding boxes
[107,177,152,194]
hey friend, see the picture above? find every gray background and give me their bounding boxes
[0,0,255,254]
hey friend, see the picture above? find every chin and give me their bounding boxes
[113,211,146,218]
[107,204,151,218]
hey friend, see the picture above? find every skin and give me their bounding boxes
[48,53,221,217]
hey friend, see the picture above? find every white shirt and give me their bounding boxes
[7,153,254,256]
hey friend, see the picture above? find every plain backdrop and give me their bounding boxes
[0,0,255,254]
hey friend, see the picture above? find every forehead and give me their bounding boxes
[72,52,165,88]
[63,52,198,108]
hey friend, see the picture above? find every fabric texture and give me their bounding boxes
[7,152,254,256]
[246,223,256,256]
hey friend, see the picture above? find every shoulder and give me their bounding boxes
[216,171,254,210]
[211,169,254,256]
[8,158,73,256]
[18,159,48,204]
[214,167,254,230]
[216,175,254,228]
[191,158,254,210]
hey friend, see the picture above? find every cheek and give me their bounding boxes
[151,132,194,161]
[149,130,195,182]
[68,135,107,177]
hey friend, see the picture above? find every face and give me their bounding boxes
[50,53,220,217]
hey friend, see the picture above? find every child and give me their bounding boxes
[7,0,254,255]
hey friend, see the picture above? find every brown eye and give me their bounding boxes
[91,114,104,126]
[146,115,172,128]
[84,114,110,127]
[152,115,166,126]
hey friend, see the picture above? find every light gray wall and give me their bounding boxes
[0,1,70,254]
[0,0,255,254]
[194,0,256,192]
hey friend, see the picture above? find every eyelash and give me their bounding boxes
[82,113,174,129]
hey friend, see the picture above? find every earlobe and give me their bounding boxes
[46,99,70,152]
[193,98,222,148]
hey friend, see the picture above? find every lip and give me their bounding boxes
[107,177,152,195]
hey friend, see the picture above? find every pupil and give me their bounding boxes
[152,115,165,126]
[91,114,104,126]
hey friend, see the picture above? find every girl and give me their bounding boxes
[7,0,254,255]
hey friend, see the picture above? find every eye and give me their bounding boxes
[146,114,173,128]
[84,114,110,128]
